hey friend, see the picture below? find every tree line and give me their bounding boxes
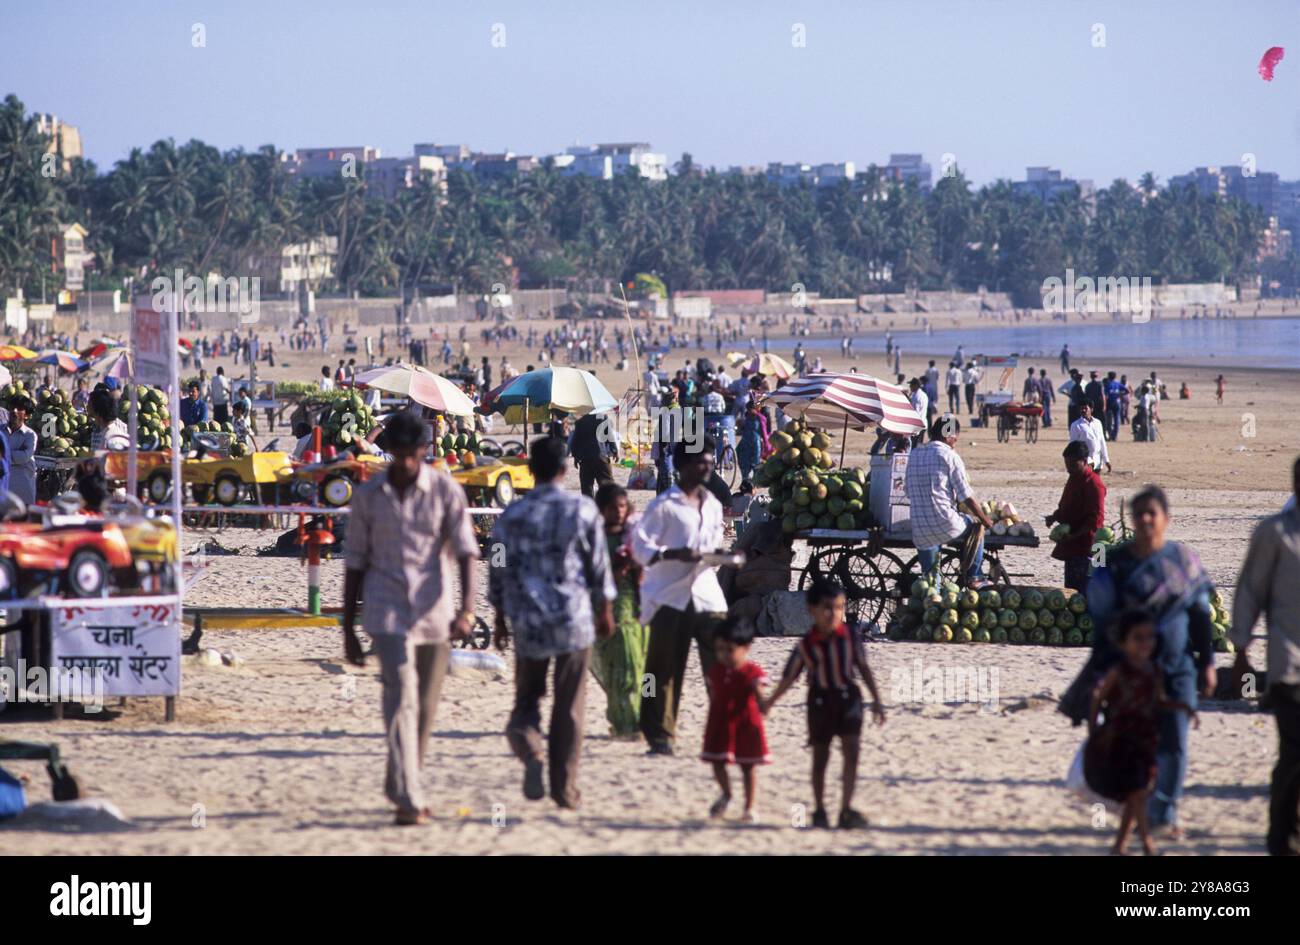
[0,93,1271,307]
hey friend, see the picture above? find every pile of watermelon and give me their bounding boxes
[119,384,174,451]
[1210,588,1235,653]
[887,578,1094,645]
[33,386,92,457]
[753,419,870,533]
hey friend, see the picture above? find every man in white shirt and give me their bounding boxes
[1069,401,1111,473]
[963,361,981,414]
[908,378,929,447]
[945,363,962,413]
[643,364,661,407]
[632,435,727,756]
[210,366,232,424]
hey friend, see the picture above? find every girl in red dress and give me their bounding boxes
[701,616,769,823]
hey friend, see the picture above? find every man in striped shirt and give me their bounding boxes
[763,578,885,829]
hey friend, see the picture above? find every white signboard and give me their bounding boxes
[49,600,181,697]
[132,295,175,386]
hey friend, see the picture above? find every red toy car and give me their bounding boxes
[0,515,135,598]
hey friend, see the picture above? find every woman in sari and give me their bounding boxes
[591,483,651,738]
[1082,485,1218,837]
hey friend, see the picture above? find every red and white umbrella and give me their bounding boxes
[764,372,924,464]
[353,362,476,416]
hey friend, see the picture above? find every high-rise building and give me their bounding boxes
[34,113,83,172]
[1012,166,1096,215]
[883,154,932,192]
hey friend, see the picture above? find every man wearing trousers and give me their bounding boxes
[632,436,728,755]
[1231,457,1300,855]
[490,436,616,808]
[343,413,479,826]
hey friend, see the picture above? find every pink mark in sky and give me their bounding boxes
[1259,46,1285,81]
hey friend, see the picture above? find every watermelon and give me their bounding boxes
[1003,589,1022,610]
[1069,594,1088,615]
[1047,590,1067,611]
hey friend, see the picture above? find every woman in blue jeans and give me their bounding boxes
[1086,486,1217,837]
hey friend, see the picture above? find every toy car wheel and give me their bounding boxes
[214,474,242,506]
[322,475,353,507]
[290,479,315,503]
[492,474,515,507]
[66,549,109,598]
[146,471,172,503]
[0,558,17,598]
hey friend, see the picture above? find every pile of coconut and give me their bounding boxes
[981,499,1036,538]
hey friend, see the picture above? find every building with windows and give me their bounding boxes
[882,153,932,191]
[1012,166,1097,215]
[34,114,83,173]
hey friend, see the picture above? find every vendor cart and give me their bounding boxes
[984,401,1042,443]
[791,527,1039,627]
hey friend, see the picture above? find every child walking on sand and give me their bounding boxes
[1084,610,1198,855]
[701,616,769,823]
[763,577,885,829]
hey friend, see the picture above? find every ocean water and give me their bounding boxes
[801,317,1300,369]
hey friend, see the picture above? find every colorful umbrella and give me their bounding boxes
[0,345,38,361]
[745,352,796,379]
[492,367,617,417]
[764,372,924,465]
[80,339,125,361]
[353,362,476,416]
[34,349,87,373]
[100,351,132,380]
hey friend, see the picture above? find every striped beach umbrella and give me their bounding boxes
[764,372,924,465]
[0,345,38,361]
[353,362,476,416]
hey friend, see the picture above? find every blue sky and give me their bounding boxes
[3,0,1298,185]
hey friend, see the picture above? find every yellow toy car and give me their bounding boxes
[279,453,388,508]
[441,455,534,507]
[138,450,296,506]
[118,515,179,592]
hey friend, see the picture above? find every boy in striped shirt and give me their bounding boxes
[763,577,886,829]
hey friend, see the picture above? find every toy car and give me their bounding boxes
[280,453,387,508]
[441,455,534,507]
[0,513,134,598]
[137,450,296,506]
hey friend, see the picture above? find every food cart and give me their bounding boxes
[974,355,1041,443]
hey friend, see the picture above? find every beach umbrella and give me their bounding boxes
[100,351,132,381]
[0,345,38,361]
[353,362,476,416]
[492,366,617,418]
[34,349,87,373]
[745,352,796,379]
[80,339,124,361]
[764,372,924,466]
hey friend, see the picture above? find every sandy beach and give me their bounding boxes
[2,319,1294,855]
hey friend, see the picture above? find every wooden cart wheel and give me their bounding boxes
[797,548,841,590]
[838,548,909,627]
[1025,413,1039,444]
[996,414,1009,443]
[937,548,1010,587]
[718,443,739,489]
[872,549,914,621]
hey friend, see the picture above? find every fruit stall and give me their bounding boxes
[750,414,1042,627]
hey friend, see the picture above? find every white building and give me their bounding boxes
[560,142,668,180]
[249,237,339,296]
[365,155,447,198]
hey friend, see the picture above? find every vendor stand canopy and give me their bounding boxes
[0,345,38,361]
[764,372,924,465]
[353,362,476,416]
[491,366,617,419]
